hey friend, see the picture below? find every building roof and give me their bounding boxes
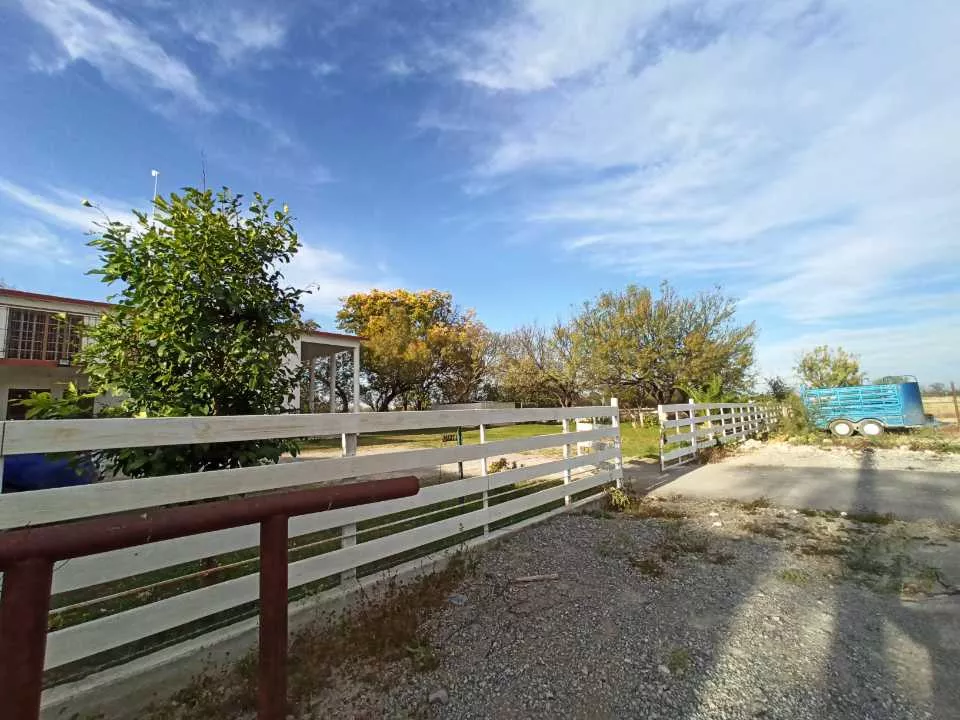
[0,288,363,342]
[302,328,365,343]
[0,288,113,310]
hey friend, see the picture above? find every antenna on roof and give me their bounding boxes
[150,169,160,225]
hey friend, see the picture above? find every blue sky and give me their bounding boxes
[1,0,958,383]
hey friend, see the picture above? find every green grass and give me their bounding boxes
[302,417,662,459]
[619,423,661,459]
[302,422,575,452]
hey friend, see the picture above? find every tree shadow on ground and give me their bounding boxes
[823,449,960,719]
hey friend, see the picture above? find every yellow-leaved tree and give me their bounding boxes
[336,289,489,410]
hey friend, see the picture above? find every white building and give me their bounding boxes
[0,288,361,420]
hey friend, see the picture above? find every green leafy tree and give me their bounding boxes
[336,289,488,410]
[795,345,864,388]
[765,376,792,401]
[46,187,307,477]
[570,282,756,405]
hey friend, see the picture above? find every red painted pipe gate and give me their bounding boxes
[0,476,420,720]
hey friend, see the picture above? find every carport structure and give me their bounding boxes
[299,330,361,413]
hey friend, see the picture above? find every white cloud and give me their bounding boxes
[180,8,287,64]
[447,0,960,324]
[281,243,397,317]
[20,0,211,109]
[0,178,136,231]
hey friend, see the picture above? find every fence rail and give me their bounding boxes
[0,403,621,696]
[657,401,777,470]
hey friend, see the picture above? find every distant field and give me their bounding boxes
[923,396,959,421]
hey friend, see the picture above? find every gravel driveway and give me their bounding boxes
[306,495,960,720]
[638,443,960,523]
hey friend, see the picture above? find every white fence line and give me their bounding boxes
[657,401,777,470]
[0,404,621,682]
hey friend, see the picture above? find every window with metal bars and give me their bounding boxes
[3,308,85,363]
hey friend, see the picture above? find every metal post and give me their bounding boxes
[0,558,55,720]
[657,405,665,472]
[952,382,960,428]
[480,424,489,534]
[258,515,288,720]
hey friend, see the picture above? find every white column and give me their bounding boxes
[307,359,316,414]
[328,352,337,413]
[352,345,361,413]
[0,305,8,359]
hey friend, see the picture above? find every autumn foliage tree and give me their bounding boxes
[569,282,755,405]
[493,323,585,406]
[336,289,488,410]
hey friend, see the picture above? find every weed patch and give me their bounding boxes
[742,520,785,539]
[630,557,665,577]
[738,497,773,513]
[145,553,476,720]
[666,647,692,676]
[777,568,810,585]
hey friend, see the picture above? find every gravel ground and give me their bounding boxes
[305,496,960,720]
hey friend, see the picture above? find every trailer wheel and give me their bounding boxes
[829,419,855,437]
[859,419,885,436]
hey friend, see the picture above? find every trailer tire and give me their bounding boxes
[859,419,885,437]
[829,419,856,437]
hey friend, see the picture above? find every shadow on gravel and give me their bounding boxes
[822,449,960,719]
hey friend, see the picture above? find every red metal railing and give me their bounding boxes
[0,476,420,720]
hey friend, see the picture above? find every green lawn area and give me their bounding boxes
[302,419,661,459]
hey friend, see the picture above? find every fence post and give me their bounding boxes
[480,423,490,534]
[561,418,572,505]
[657,405,665,472]
[0,557,54,720]
[688,398,698,460]
[340,432,359,584]
[258,515,288,720]
[610,398,622,489]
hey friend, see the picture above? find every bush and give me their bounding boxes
[487,457,511,473]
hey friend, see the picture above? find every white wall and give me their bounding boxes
[0,365,85,419]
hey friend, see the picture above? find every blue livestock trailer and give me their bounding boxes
[801,377,935,437]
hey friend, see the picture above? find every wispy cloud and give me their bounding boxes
[179,7,287,64]
[0,178,136,231]
[0,226,77,267]
[384,57,414,78]
[445,0,960,324]
[20,0,212,110]
[282,242,398,317]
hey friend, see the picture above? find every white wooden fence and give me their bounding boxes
[657,401,777,470]
[0,403,621,687]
